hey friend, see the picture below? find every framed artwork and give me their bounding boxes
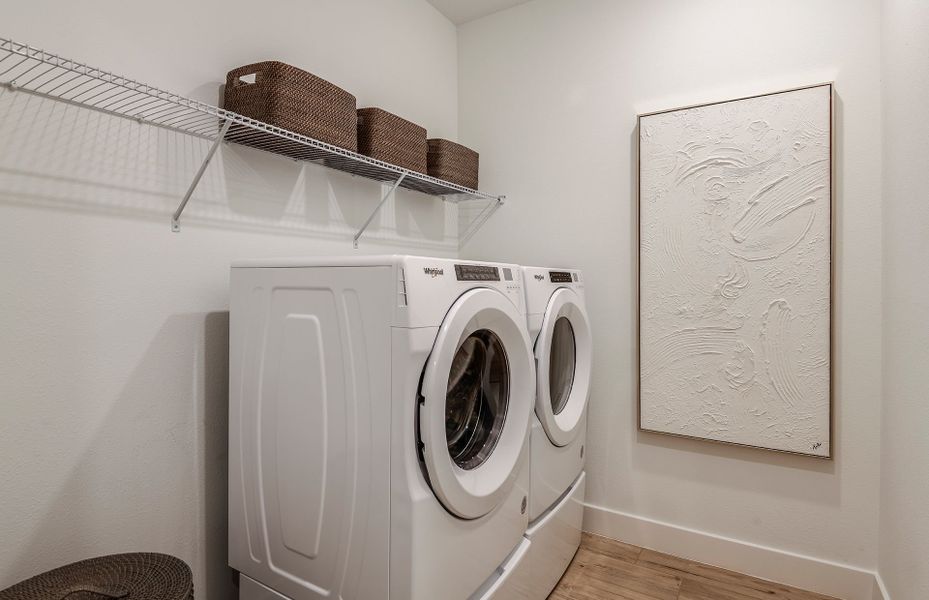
[637,83,833,458]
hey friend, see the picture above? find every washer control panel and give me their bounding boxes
[455,264,500,281]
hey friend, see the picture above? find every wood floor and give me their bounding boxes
[549,533,841,600]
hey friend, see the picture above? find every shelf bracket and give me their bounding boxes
[460,195,505,247]
[353,173,407,249]
[172,118,232,232]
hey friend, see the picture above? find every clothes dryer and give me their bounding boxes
[519,266,592,599]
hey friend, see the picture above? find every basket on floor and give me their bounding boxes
[0,553,193,600]
[427,139,479,190]
[356,108,428,173]
[223,61,357,155]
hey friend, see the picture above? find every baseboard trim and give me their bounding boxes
[583,503,882,600]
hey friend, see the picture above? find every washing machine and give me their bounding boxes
[520,266,592,598]
[228,255,535,600]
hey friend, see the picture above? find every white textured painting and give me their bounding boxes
[638,84,832,458]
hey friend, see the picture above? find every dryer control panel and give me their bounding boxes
[548,270,574,284]
[521,265,586,317]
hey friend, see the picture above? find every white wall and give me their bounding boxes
[879,1,929,598]
[459,0,883,585]
[0,0,457,596]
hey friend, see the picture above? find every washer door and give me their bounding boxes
[535,288,592,447]
[420,288,533,520]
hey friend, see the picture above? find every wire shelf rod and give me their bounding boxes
[0,36,505,247]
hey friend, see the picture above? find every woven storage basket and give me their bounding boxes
[357,108,427,173]
[224,61,357,152]
[0,553,193,600]
[427,139,479,190]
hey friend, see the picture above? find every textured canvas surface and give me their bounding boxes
[638,85,832,457]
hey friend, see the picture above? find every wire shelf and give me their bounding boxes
[0,37,503,245]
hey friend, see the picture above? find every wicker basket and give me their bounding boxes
[427,139,479,190]
[357,108,427,173]
[0,553,193,600]
[224,61,357,152]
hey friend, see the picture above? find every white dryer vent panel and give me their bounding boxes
[229,268,393,600]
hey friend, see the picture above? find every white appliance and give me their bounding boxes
[229,255,536,600]
[520,266,592,599]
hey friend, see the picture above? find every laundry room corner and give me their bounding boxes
[457,1,883,598]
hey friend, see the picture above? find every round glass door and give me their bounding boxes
[535,288,592,447]
[419,288,534,520]
[548,317,576,415]
[446,330,509,470]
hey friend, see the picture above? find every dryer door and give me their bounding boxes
[420,288,534,520]
[535,288,592,447]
